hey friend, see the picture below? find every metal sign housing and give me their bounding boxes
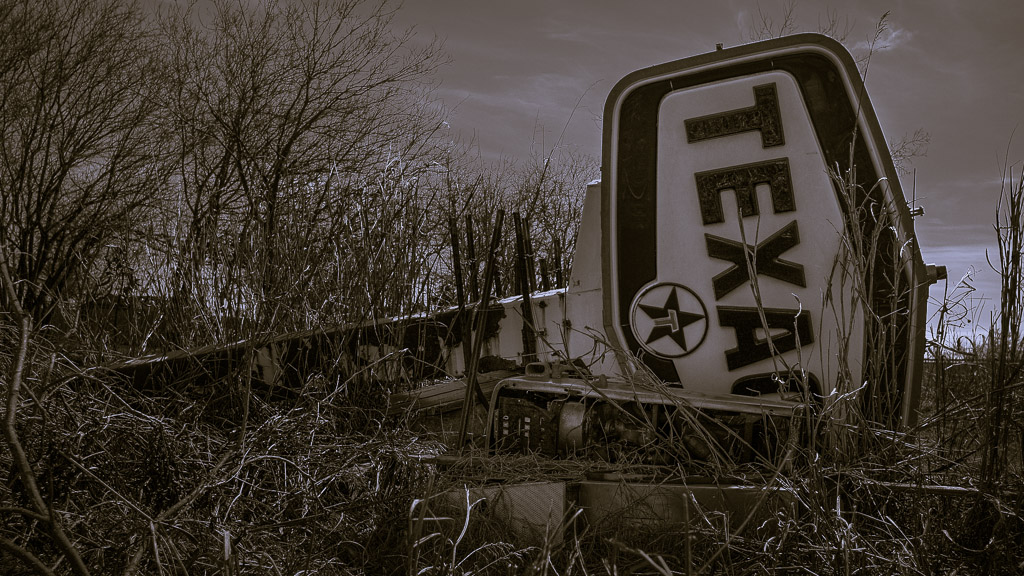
[602,34,932,426]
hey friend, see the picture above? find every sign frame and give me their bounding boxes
[600,33,931,427]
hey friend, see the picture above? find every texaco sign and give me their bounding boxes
[602,34,932,415]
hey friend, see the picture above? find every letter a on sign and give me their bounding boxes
[601,34,933,425]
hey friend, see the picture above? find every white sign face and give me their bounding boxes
[603,36,923,402]
[649,71,849,394]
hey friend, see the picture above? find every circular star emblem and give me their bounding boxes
[629,282,708,359]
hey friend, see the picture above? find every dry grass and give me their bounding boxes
[1,353,445,574]
[1,41,1021,570]
[3,279,1023,575]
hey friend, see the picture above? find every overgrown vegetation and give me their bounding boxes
[1,0,1022,574]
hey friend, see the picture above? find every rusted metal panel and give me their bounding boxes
[578,481,792,530]
[418,482,566,546]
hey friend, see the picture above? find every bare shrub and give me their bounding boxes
[148,0,449,347]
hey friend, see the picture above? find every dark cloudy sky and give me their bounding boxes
[394,0,1024,339]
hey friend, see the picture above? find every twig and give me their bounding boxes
[1,244,92,575]
[57,450,153,521]
[449,216,488,406]
[696,447,795,575]
[458,209,505,449]
[514,212,538,363]
[0,537,57,576]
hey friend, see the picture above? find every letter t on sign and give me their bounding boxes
[685,83,785,148]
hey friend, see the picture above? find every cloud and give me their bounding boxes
[853,25,911,53]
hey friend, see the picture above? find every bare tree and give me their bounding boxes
[151,0,448,344]
[889,128,931,176]
[0,0,167,326]
[746,0,798,41]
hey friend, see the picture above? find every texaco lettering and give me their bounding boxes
[705,220,806,300]
[693,159,796,226]
[685,83,785,148]
[716,306,814,371]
